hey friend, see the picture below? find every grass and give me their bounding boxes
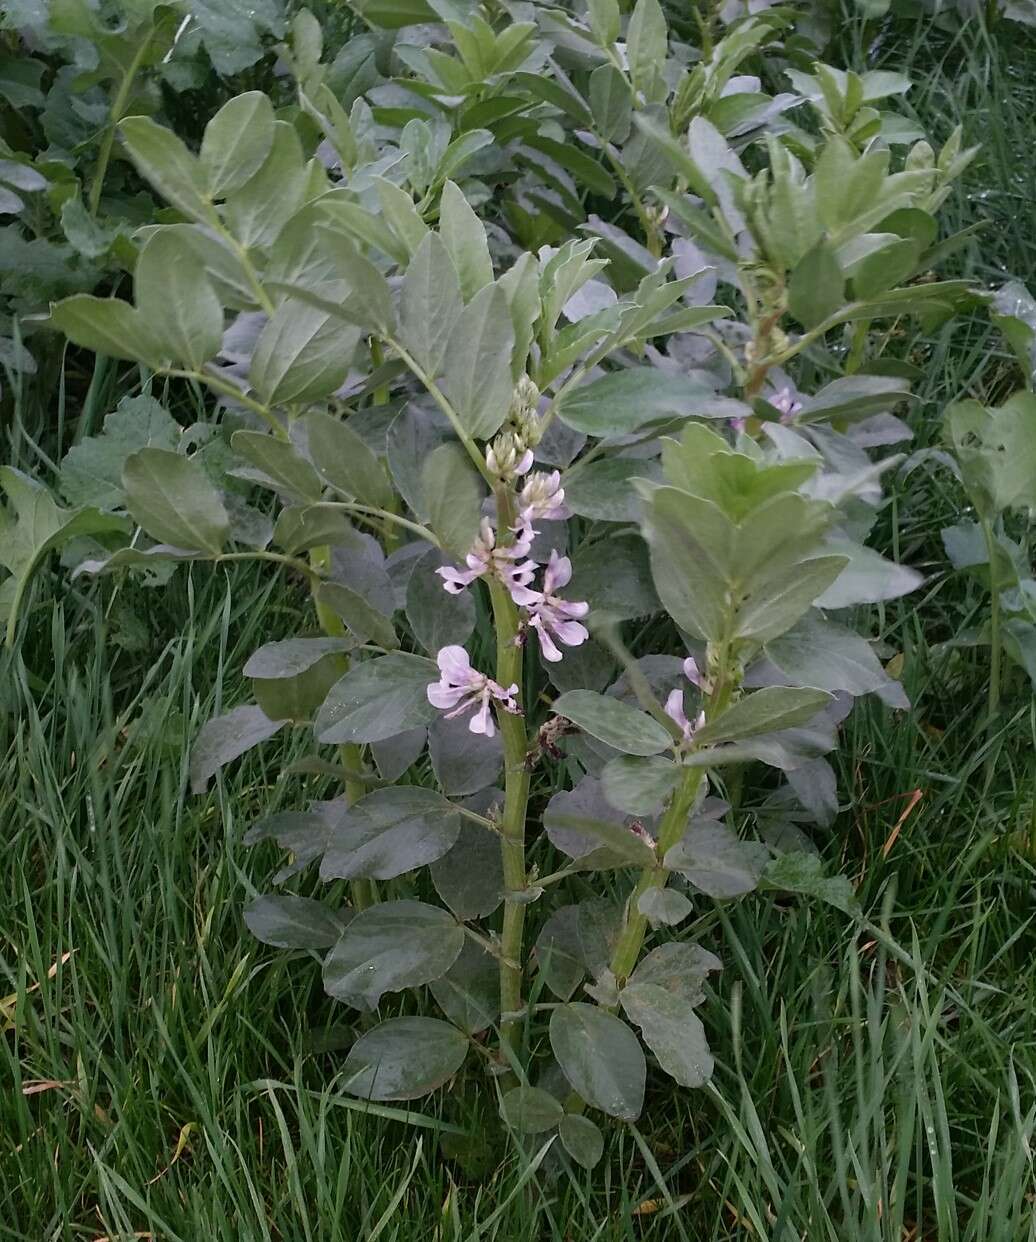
[4,12,1036,1241]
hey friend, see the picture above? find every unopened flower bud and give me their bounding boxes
[644,201,669,231]
[509,375,542,445]
[486,430,534,481]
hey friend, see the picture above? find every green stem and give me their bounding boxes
[310,543,373,912]
[607,654,735,989]
[487,491,531,1071]
[608,767,706,986]
[214,225,277,318]
[88,32,153,217]
[845,320,870,375]
[387,339,495,486]
[315,501,438,547]
[215,550,322,582]
[369,338,391,405]
[167,369,286,438]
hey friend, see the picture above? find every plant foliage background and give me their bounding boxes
[2,0,1036,1237]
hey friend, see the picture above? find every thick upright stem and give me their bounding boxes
[608,766,706,986]
[487,492,531,1067]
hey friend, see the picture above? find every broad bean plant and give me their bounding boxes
[937,281,1036,731]
[45,0,980,1158]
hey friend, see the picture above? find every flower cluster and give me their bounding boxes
[731,385,803,435]
[437,517,535,596]
[427,646,519,737]
[429,460,589,731]
[510,550,589,663]
[664,657,711,744]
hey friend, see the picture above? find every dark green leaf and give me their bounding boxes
[568,535,660,621]
[0,468,128,645]
[231,430,324,503]
[637,886,693,927]
[429,939,498,1034]
[317,581,397,649]
[303,411,391,509]
[315,653,439,744]
[252,655,344,722]
[619,982,713,1088]
[601,754,680,816]
[559,369,737,437]
[59,396,178,510]
[500,1087,564,1134]
[406,548,476,655]
[552,690,673,756]
[201,91,276,198]
[119,115,216,224]
[342,1016,468,1100]
[549,1003,646,1121]
[589,63,631,143]
[320,786,461,881]
[564,457,658,523]
[442,283,515,440]
[558,1114,604,1169]
[399,231,464,376]
[788,242,844,329]
[428,713,501,797]
[189,704,286,793]
[627,941,721,1003]
[760,851,859,915]
[250,302,359,407]
[135,230,223,370]
[694,687,833,746]
[439,180,493,301]
[243,638,354,679]
[431,818,504,919]
[122,448,229,553]
[663,821,769,898]
[421,444,483,557]
[49,295,165,368]
[535,906,585,1001]
[323,900,464,1009]
[244,894,345,949]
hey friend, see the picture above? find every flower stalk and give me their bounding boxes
[488,487,533,1067]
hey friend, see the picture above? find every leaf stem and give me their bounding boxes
[315,501,439,547]
[88,31,153,217]
[214,550,322,582]
[606,766,706,987]
[167,369,286,438]
[387,338,494,485]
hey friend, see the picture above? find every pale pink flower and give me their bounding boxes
[437,517,537,596]
[427,645,519,737]
[730,387,802,435]
[511,550,589,662]
[770,385,802,424]
[664,688,706,743]
[682,656,713,695]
